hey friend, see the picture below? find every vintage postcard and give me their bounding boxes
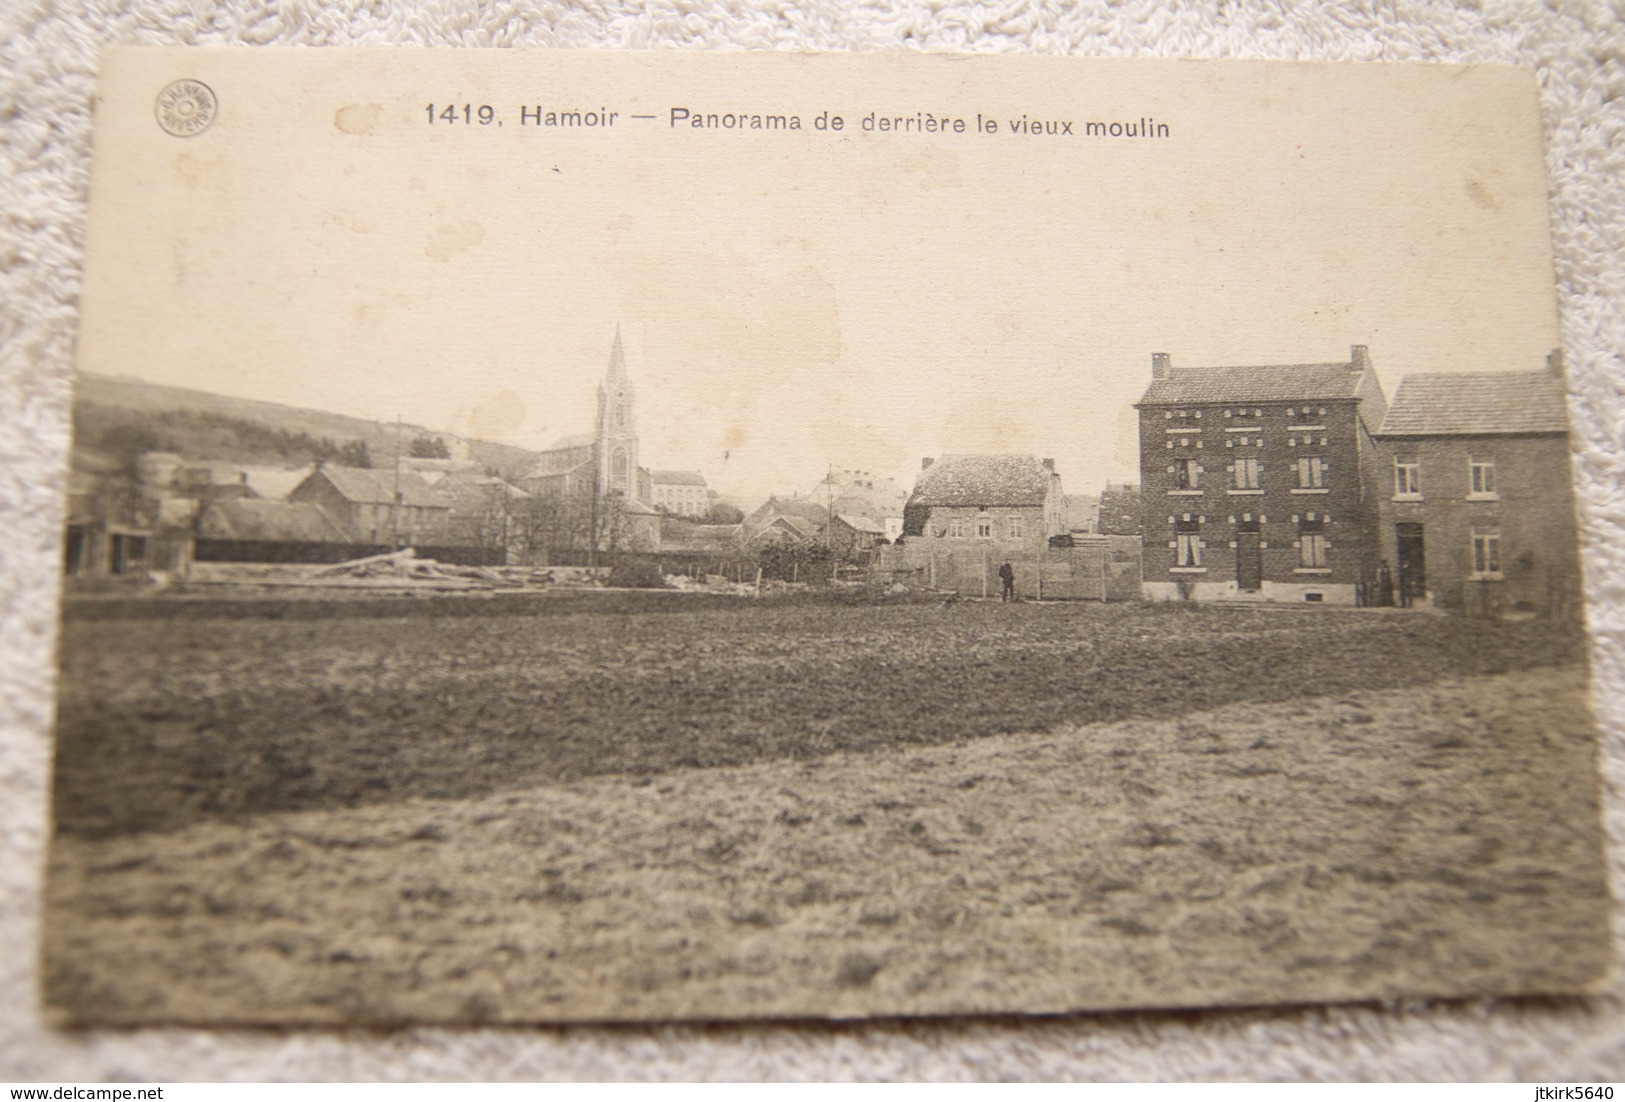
[44,48,1611,1024]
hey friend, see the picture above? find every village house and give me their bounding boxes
[808,468,909,543]
[288,463,453,546]
[1372,352,1581,617]
[193,498,356,563]
[1134,346,1388,604]
[902,454,1066,551]
[743,496,831,548]
[650,470,712,517]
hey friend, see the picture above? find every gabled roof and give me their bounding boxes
[198,500,351,543]
[762,514,818,540]
[1377,371,1570,436]
[546,433,597,451]
[834,512,885,534]
[910,455,1056,508]
[304,465,449,508]
[651,469,708,486]
[1139,362,1367,405]
[519,454,594,482]
[746,495,831,530]
[436,472,529,504]
[241,465,314,501]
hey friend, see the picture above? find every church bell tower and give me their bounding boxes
[596,326,639,500]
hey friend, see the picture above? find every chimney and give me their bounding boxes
[921,457,934,470]
[1151,352,1171,379]
[1350,344,1371,372]
[1546,347,1566,379]
[1041,458,1055,472]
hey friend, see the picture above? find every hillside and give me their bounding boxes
[72,374,543,478]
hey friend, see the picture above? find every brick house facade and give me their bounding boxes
[1135,346,1387,604]
[1373,354,1581,617]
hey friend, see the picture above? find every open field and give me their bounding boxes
[53,598,1586,838]
[43,598,1611,1022]
[45,663,1609,1023]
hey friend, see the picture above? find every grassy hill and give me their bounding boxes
[72,374,542,478]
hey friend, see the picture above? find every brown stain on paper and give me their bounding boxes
[467,390,527,440]
[334,104,384,135]
[425,221,486,262]
[171,152,203,188]
[1465,177,1501,211]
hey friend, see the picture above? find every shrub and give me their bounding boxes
[607,558,667,589]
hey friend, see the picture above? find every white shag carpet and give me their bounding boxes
[4,0,1625,1082]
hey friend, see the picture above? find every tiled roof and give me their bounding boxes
[910,455,1055,508]
[1378,372,1570,436]
[834,512,885,534]
[311,465,450,508]
[1139,363,1367,405]
[241,465,313,501]
[651,469,708,486]
[519,456,594,482]
[749,496,831,526]
[748,514,819,542]
[436,472,528,504]
[198,500,350,543]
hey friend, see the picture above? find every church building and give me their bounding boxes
[517,328,661,552]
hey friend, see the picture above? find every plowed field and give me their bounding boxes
[43,597,1609,1023]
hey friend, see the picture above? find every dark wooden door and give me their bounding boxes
[1396,523,1425,602]
[1236,530,1262,591]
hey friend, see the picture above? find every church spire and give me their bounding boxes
[603,323,631,389]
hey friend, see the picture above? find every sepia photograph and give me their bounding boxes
[40,48,1612,1026]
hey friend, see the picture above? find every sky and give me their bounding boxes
[78,51,1561,507]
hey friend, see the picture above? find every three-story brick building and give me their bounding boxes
[1135,346,1388,604]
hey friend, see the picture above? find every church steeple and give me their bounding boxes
[600,324,632,396]
[596,325,638,499]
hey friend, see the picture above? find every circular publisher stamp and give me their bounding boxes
[154,79,217,137]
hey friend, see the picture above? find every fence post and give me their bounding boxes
[982,551,989,600]
[1035,556,1043,601]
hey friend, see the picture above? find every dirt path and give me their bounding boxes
[44,667,1610,1024]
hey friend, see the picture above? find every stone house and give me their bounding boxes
[1372,353,1581,617]
[902,454,1066,552]
[1134,346,1388,604]
[288,463,452,546]
[651,470,712,517]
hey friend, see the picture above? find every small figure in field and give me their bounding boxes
[999,561,1016,602]
[1376,560,1394,608]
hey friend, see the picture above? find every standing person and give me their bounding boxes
[1376,560,1394,608]
[998,561,1015,602]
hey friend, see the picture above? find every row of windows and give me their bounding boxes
[937,516,1027,539]
[1170,457,1328,491]
[1170,525,1506,578]
[1171,520,1327,569]
[357,503,441,527]
[1163,435,1328,448]
[1161,406,1328,420]
[1393,457,1498,498]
